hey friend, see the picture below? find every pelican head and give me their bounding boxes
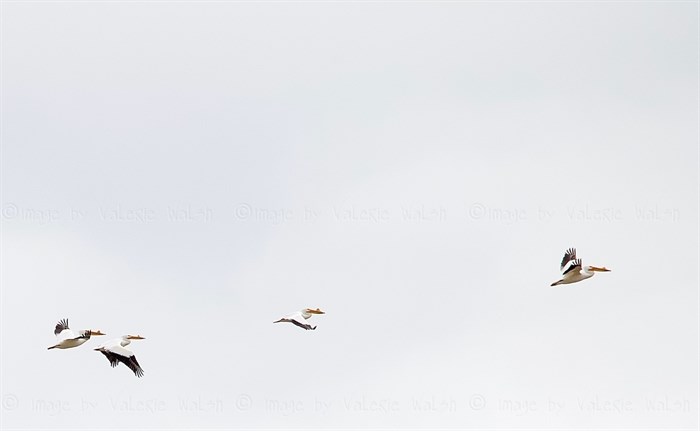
[126,335,146,340]
[305,308,325,315]
[587,266,611,272]
[89,330,106,336]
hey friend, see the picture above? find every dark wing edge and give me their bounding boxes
[291,319,314,330]
[54,319,70,335]
[560,248,577,270]
[98,349,121,368]
[118,354,144,378]
[562,258,583,275]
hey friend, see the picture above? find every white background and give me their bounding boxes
[1,2,698,429]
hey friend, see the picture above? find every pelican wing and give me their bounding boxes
[53,319,80,342]
[117,355,144,378]
[290,318,315,330]
[289,311,316,330]
[560,248,577,270]
[275,311,316,330]
[562,258,582,276]
[99,345,144,377]
[281,310,303,320]
[54,319,70,336]
[98,350,121,368]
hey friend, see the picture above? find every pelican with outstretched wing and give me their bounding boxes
[551,248,610,286]
[274,308,325,330]
[94,335,146,377]
[47,318,105,349]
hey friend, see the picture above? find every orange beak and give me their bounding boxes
[590,266,611,272]
[306,308,325,315]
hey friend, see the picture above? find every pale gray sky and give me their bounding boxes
[1,2,698,430]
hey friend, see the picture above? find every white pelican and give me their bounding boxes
[551,247,610,286]
[94,335,146,377]
[47,318,105,350]
[274,308,325,330]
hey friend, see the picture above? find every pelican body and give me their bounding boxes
[274,308,325,330]
[551,248,610,286]
[95,335,146,377]
[48,319,105,350]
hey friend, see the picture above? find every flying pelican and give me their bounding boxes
[274,308,325,330]
[551,247,610,286]
[47,318,105,350]
[94,335,146,377]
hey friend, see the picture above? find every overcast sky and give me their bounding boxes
[1,2,698,430]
